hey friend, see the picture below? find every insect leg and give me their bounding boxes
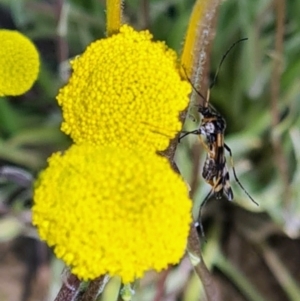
[198,189,213,238]
[178,129,201,142]
[224,143,259,206]
[197,135,212,154]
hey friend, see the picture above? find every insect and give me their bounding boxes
[178,39,258,236]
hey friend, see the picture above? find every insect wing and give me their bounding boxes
[221,163,234,201]
[213,136,233,201]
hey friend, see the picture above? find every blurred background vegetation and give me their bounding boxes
[0,0,300,300]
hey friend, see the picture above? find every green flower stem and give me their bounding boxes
[106,0,123,36]
[215,253,266,301]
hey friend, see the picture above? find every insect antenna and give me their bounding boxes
[178,67,208,142]
[210,38,248,90]
[224,143,259,206]
[182,67,208,106]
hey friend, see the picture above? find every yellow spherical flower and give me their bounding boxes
[0,30,39,96]
[33,144,192,283]
[57,25,191,151]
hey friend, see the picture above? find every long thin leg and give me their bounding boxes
[179,128,211,152]
[224,143,259,206]
[197,189,213,238]
[178,129,201,142]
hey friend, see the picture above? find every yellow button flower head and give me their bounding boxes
[0,30,39,96]
[57,25,191,151]
[33,144,192,283]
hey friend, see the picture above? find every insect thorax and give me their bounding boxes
[199,111,227,144]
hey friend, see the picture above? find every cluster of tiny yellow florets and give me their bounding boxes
[0,30,39,96]
[33,24,192,283]
[33,145,191,283]
[57,24,191,151]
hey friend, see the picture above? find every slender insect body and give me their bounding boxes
[178,39,258,237]
[180,100,256,206]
